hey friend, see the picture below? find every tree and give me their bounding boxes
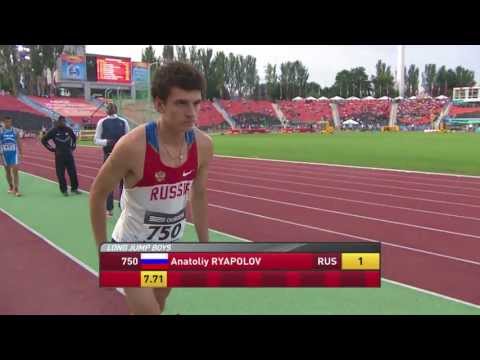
[435,65,448,96]
[42,45,64,96]
[277,61,311,99]
[188,46,202,71]
[210,51,227,99]
[279,62,288,99]
[422,64,436,96]
[405,64,419,97]
[371,60,395,98]
[141,45,159,89]
[446,69,457,97]
[296,62,309,98]
[141,45,156,63]
[306,82,321,98]
[29,45,44,95]
[265,63,280,100]
[455,66,475,87]
[244,55,258,98]
[349,67,370,97]
[175,45,188,62]
[335,70,351,98]
[162,45,175,64]
[234,55,245,97]
[198,48,213,99]
[0,45,20,95]
[225,53,236,98]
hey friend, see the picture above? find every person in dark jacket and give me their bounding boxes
[41,116,80,196]
[94,103,129,216]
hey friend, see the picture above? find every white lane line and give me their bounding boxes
[208,188,480,240]
[208,203,480,266]
[210,162,480,192]
[209,170,480,209]
[12,170,480,309]
[0,207,125,296]
[213,156,480,186]
[215,154,480,179]
[210,166,480,200]
[20,162,480,241]
[208,178,480,222]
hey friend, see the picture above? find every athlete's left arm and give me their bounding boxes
[68,127,77,150]
[16,130,23,159]
[191,132,214,243]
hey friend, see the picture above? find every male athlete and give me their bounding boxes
[0,116,23,196]
[94,103,129,217]
[41,116,80,196]
[90,62,213,315]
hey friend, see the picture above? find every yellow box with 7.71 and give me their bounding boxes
[341,253,380,270]
[140,271,168,288]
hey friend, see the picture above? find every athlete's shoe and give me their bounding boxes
[62,191,69,197]
[106,211,113,218]
[71,190,81,195]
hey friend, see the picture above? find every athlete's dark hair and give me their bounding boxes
[3,116,12,121]
[106,103,117,115]
[151,61,205,102]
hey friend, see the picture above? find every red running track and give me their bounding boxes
[0,209,127,314]
[17,139,480,305]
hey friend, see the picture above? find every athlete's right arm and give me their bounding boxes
[94,118,108,147]
[89,137,131,248]
[41,129,55,152]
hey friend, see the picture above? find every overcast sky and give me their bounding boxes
[86,45,480,87]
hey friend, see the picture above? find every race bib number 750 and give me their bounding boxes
[143,209,186,242]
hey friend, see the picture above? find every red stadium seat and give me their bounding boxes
[0,95,45,116]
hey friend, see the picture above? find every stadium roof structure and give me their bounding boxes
[394,96,404,100]
[293,96,303,101]
[318,96,329,100]
[409,96,417,100]
[379,96,391,100]
[305,96,317,101]
[347,96,360,100]
[436,95,448,99]
[331,96,344,100]
[363,96,375,100]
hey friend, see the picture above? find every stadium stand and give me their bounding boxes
[220,99,276,118]
[2,92,454,133]
[337,100,391,121]
[218,99,280,131]
[397,98,446,127]
[0,94,51,131]
[27,96,107,125]
[0,95,46,116]
[197,101,227,129]
[448,103,480,118]
[278,100,333,123]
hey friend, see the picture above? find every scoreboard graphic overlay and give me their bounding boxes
[100,243,381,288]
